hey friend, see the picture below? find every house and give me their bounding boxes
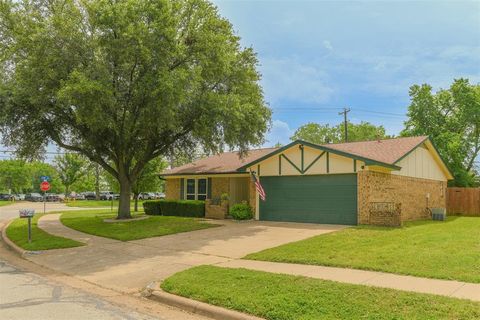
[161,136,453,226]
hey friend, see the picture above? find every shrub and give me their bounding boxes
[143,200,161,215]
[143,200,205,217]
[229,202,253,220]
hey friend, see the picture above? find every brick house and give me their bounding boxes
[161,136,453,226]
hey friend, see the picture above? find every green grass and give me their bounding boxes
[0,201,14,207]
[6,214,84,251]
[245,217,480,283]
[65,200,144,209]
[60,210,218,241]
[162,266,480,320]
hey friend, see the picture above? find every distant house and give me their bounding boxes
[161,136,453,226]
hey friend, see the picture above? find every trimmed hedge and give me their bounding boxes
[143,200,205,217]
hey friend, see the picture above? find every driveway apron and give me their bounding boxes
[28,215,345,293]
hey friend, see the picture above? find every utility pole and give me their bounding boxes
[339,107,351,142]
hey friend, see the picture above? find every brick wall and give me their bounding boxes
[249,179,256,212]
[165,178,180,200]
[358,171,447,224]
[211,177,230,200]
[205,199,228,219]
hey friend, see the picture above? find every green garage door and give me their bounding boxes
[259,174,357,225]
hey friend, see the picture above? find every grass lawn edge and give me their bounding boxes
[244,217,480,284]
[5,214,85,251]
[59,210,219,241]
[161,265,480,320]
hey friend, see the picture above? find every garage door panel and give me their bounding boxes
[259,174,357,225]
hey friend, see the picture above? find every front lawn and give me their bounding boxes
[6,214,84,251]
[0,201,14,207]
[60,210,217,241]
[162,266,480,320]
[245,217,480,283]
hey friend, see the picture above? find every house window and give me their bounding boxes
[197,179,207,200]
[185,178,208,200]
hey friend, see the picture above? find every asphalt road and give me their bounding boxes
[0,202,209,320]
[0,259,157,320]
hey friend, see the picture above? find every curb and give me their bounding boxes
[0,219,29,257]
[144,283,264,320]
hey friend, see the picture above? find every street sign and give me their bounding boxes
[40,181,50,191]
[40,175,51,182]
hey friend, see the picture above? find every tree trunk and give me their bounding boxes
[118,176,132,219]
[134,193,139,212]
[95,164,100,200]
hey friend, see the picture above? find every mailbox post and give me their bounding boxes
[19,209,35,243]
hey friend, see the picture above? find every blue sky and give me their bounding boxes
[1,0,479,162]
[212,0,480,146]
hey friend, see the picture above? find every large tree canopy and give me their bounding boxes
[402,79,479,187]
[291,121,391,144]
[0,0,271,218]
[54,153,88,195]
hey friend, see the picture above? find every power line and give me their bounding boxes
[0,150,71,155]
[271,106,406,117]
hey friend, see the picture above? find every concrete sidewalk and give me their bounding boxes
[29,213,480,302]
[26,213,343,293]
[217,260,480,301]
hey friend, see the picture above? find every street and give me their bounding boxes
[0,259,156,320]
[0,202,209,320]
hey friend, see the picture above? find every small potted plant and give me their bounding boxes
[220,193,229,209]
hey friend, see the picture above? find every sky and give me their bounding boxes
[212,0,480,146]
[1,0,479,162]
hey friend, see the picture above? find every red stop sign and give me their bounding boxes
[40,181,50,191]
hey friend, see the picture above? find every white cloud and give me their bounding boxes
[264,119,294,147]
[323,40,333,51]
[260,58,334,105]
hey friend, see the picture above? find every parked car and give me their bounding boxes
[137,192,156,200]
[69,193,85,200]
[100,191,115,200]
[155,192,165,199]
[25,193,44,202]
[46,193,61,202]
[82,192,97,200]
[0,194,14,201]
[10,194,21,201]
[16,194,26,201]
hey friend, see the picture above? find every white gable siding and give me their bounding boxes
[248,145,362,177]
[393,144,447,181]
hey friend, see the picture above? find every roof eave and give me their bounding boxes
[237,139,402,172]
[160,171,249,177]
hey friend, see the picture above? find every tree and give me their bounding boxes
[0,160,31,193]
[402,79,480,187]
[291,121,390,144]
[132,157,167,211]
[28,162,64,193]
[104,157,167,211]
[54,153,87,195]
[0,0,271,219]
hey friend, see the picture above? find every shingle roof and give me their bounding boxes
[162,148,278,175]
[323,136,428,165]
[162,136,429,175]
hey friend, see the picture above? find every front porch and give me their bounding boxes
[165,175,255,219]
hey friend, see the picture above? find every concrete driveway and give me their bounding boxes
[27,215,346,293]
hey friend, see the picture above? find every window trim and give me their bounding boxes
[184,178,208,200]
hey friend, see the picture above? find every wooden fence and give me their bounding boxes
[447,188,480,216]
